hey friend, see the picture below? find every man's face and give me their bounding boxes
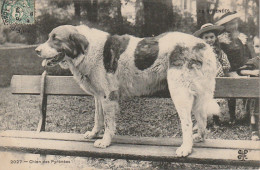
[253,37,260,55]
[201,32,216,46]
[223,19,239,32]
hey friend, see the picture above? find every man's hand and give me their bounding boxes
[240,70,259,77]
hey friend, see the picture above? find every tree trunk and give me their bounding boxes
[86,0,98,22]
[74,1,81,21]
[135,0,145,36]
[244,0,249,22]
[143,0,174,37]
[196,0,218,28]
[189,0,192,13]
[257,0,259,30]
[209,0,219,22]
[115,0,123,34]
[97,0,123,34]
[196,0,207,28]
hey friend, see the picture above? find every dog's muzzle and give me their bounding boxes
[41,52,65,67]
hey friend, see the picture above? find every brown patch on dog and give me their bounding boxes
[170,43,205,69]
[103,35,130,73]
[67,33,89,58]
[188,43,205,69]
[169,45,189,67]
[134,37,159,70]
[192,43,206,51]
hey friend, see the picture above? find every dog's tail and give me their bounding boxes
[193,93,220,117]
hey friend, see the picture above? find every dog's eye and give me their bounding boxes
[52,34,56,40]
[51,34,61,42]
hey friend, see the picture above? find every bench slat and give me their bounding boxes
[11,75,260,98]
[11,75,86,95]
[1,130,260,150]
[0,130,259,166]
[215,77,259,98]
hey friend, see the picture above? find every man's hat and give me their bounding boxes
[193,23,224,38]
[215,11,241,26]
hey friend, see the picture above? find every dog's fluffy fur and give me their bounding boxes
[36,25,219,157]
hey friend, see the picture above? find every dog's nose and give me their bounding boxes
[35,48,41,56]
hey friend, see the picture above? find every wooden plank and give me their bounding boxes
[1,130,260,150]
[214,77,260,98]
[11,75,86,95]
[37,71,48,132]
[11,75,260,98]
[0,134,259,166]
[11,75,41,94]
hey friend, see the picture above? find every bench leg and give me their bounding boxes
[228,99,236,124]
[37,71,48,132]
[37,94,47,132]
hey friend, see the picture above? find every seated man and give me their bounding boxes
[216,12,254,124]
[237,36,260,140]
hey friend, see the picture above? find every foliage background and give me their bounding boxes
[0,0,258,45]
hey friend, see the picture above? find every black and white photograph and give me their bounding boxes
[0,0,259,169]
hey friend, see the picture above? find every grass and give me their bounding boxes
[0,86,256,169]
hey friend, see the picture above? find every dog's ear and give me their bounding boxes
[69,33,89,56]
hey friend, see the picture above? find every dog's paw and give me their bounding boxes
[176,145,192,157]
[94,139,111,148]
[193,133,204,143]
[84,131,97,139]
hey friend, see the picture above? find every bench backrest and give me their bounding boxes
[11,75,260,98]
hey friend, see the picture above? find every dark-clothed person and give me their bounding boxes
[215,12,254,124]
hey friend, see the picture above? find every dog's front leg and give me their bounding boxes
[84,96,104,139]
[94,91,119,148]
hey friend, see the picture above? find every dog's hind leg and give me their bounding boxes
[167,69,194,157]
[192,96,208,143]
[84,96,104,139]
[94,91,119,148]
[190,41,219,143]
[193,94,219,143]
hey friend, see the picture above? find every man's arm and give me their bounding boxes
[240,69,259,76]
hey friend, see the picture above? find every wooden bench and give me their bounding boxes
[10,72,260,132]
[0,72,259,166]
[0,130,259,166]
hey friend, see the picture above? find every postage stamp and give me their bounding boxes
[1,0,35,25]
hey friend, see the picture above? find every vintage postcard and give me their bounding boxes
[0,0,259,169]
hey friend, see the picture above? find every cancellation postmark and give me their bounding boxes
[1,0,35,25]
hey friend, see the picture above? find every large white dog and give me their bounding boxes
[35,25,219,157]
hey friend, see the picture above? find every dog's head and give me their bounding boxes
[35,25,89,67]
